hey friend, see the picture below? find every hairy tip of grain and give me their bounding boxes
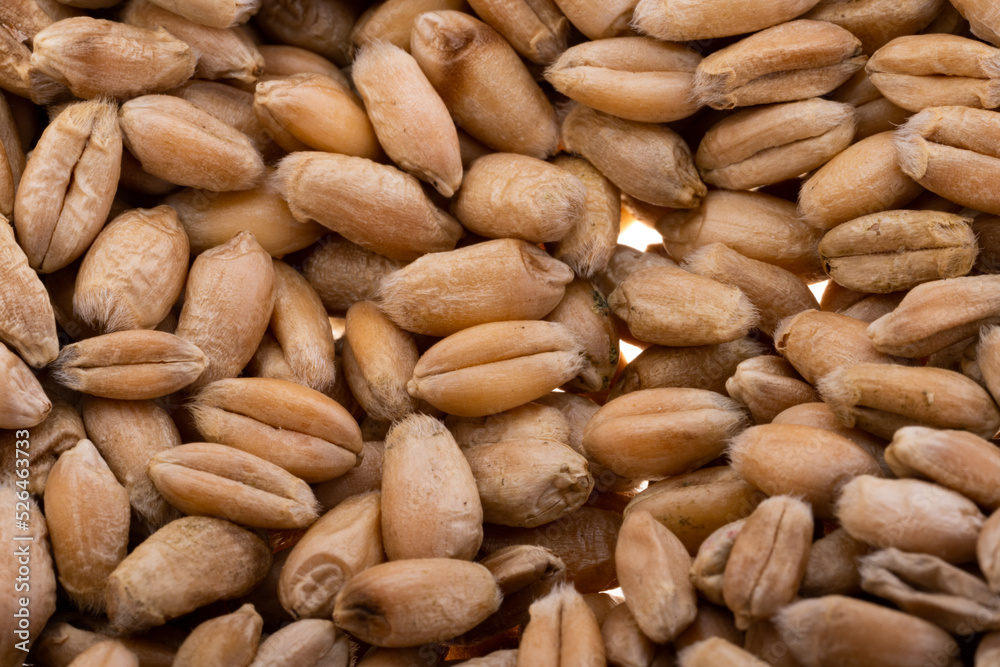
[893,111,933,181]
[270,154,304,205]
[981,324,1000,347]
[385,412,447,446]
[692,70,729,110]
[94,94,121,122]
[729,402,754,437]
[231,0,261,26]
[351,40,397,80]
[982,53,1000,107]
[679,244,728,275]
[303,493,322,521]
[573,247,604,279]
[292,354,337,394]
[771,312,800,355]
[551,172,588,216]
[732,291,761,336]
[563,235,606,278]
[725,428,752,473]
[49,347,79,385]
[830,476,865,526]
[372,271,403,308]
[628,0,659,39]
[978,325,1000,374]
[815,368,858,427]
[73,285,133,333]
[565,339,592,377]
[771,598,805,638]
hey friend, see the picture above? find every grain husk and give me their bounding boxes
[249,619,350,667]
[453,545,566,646]
[172,604,262,667]
[867,34,1000,111]
[279,492,384,620]
[44,439,130,613]
[120,94,265,192]
[546,37,701,122]
[13,98,121,273]
[73,206,189,333]
[0,216,58,366]
[775,596,960,667]
[836,475,984,563]
[723,496,813,630]
[819,363,1000,439]
[774,310,897,384]
[353,41,461,196]
[679,638,769,667]
[81,396,182,530]
[342,301,420,420]
[696,98,856,191]
[729,423,880,517]
[381,414,483,559]
[464,438,593,527]
[625,466,761,556]
[333,558,502,647]
[632,0,822,41]
[408,320,587,417]
[31,17,195,98]
[859,548,1000,634]
[0,345,51,430]
[0,400,82,494]
[800,527,869,597]
[0,484,55,663]
[885,426,1000,510]
[411,10,558,158]
[453,153,585,243]
[562,104,705,208]
[378,239,572,337]
[52,330,206,399]
[174,231,275,389]
[683,244,818,338]
[867,275,1000,358]
[803,0,945,54]
[517,583,605,667]
[350,0,466,53]
[798,132,924,230]
[658,190,823,278]
[818,210,976,293]
[145,0,259,28]
[608,266,757,347]
[616,510,697,642]
[148,442,321,529]
[583,388,747,479]
[268,260,337,392]
[254,72,380,158]
[274,151,462,262]
[894,105,1000,215]
[548,155,620,277]
[610,338,767,399]
[165,181,324,258]
[105,516,271,634]
[123,0,263,83]
[724,356,820,424]
[189,377,362,483]
[694,20,865,109]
